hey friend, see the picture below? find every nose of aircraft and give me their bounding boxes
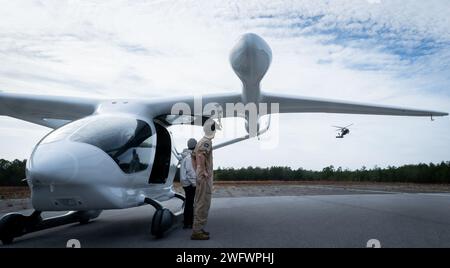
[229,33,272,86]
[28,144,79,185]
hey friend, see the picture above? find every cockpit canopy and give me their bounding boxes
[40,115,155,174]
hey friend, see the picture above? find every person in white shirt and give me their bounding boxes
[180,138,197,229]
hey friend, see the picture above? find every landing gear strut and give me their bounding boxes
[145,193,185,238]
[0,210,102,245]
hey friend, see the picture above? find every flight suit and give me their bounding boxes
[192,137,213,234]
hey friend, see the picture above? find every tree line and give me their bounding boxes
[215,162,450,183]
[1,159,449,186]
[0,159,27,186]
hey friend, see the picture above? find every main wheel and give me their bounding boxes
[151,209,174,238]
[0,213,27,245]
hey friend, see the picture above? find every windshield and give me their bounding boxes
[41,115,155,174]
[40,116,95,144]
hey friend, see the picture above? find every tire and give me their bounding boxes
[0,213,27,244]
[1,236,13,245]
[151,209,174,238]
[151,210,164,237]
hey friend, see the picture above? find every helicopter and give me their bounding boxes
[333,124,353,138]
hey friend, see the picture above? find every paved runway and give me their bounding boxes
[1,193,450,248]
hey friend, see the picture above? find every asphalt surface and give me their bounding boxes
[1,193,450,248]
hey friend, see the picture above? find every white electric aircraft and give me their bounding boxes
[0,33,447,244]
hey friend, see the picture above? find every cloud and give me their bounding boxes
[0,0,449,169]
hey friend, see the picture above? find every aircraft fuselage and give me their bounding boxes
[26,33,272,212]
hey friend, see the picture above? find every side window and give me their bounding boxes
[115,135,153,174]
[106,120,154,174]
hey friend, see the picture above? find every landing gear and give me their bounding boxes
[0,210,102,245]
[145,193,185,238]
[0,211,41,245]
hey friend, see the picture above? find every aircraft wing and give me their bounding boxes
[0,91,242,128]
[2,90,447,129]
[262,92,448,117]
[149,91,448,121]
[0,92,100,128]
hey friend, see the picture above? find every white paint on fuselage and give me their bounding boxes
[27,111,178,211]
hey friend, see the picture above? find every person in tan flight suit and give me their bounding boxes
[191,120,220,240]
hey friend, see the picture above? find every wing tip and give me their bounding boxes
[433,112,449,117]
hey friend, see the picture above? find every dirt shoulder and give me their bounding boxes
[4,181,450,199]
[0,187,30,200]
[2,181,450,205]
[176,180,450,197]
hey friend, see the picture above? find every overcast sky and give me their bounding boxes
[1,0,449,170]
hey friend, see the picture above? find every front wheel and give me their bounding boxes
[1,236,13,245]
[0,213,27,245]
